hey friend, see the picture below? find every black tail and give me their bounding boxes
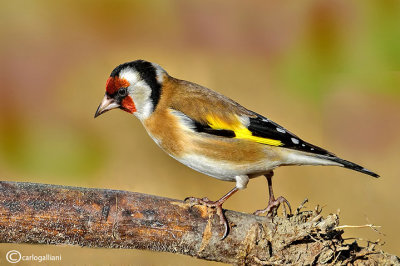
[325,156,379,178]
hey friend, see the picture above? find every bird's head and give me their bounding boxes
[95,60,165,120]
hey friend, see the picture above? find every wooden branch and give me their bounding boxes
[0,181,398,265]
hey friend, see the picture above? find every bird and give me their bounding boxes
[95,59,379,239]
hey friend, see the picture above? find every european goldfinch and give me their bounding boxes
[95,60,379,239]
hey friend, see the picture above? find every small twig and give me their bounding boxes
[334,224,382,231]
[335,224,381,229]
[296,198,308,214]
[332,250,342,264]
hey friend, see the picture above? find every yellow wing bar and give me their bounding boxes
[206,115,283,146]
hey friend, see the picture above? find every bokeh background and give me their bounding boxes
[1,0,399,265]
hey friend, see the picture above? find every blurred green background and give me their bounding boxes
[0,0,399,265]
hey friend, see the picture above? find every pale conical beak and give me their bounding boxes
[94,95,120,118]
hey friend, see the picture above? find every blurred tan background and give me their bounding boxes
[0,0,399,265]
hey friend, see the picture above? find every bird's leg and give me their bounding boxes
[253,171,292,216]
[185,187,239,240]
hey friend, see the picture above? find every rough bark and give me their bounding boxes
[0,181,398,265]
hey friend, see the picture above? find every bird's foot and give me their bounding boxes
[184,196,229,240]
[253,196,292,217]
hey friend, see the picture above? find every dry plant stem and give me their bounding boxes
[335,224,382,230]
[0,181,399,265]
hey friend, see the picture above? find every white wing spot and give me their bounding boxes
[311,148,314,150]
[239,116,250,127]
[276,127,286,133]
[302,144,305,147]
[291,138,300,144]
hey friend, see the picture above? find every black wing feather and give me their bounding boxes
[248,114,335,156]
[194,121,236,137]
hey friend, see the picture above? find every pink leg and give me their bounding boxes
[253,171,292,216]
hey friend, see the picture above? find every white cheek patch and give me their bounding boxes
[131,81,153,120]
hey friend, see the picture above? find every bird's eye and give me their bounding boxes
[118,87,128,97]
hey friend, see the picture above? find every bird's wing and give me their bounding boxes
[169,80,334,156]
[173,108,334,156]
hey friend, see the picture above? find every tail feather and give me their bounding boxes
[323,156,380,178]
[283,149,379,178]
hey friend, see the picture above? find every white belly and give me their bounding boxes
[173,153,278,181]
